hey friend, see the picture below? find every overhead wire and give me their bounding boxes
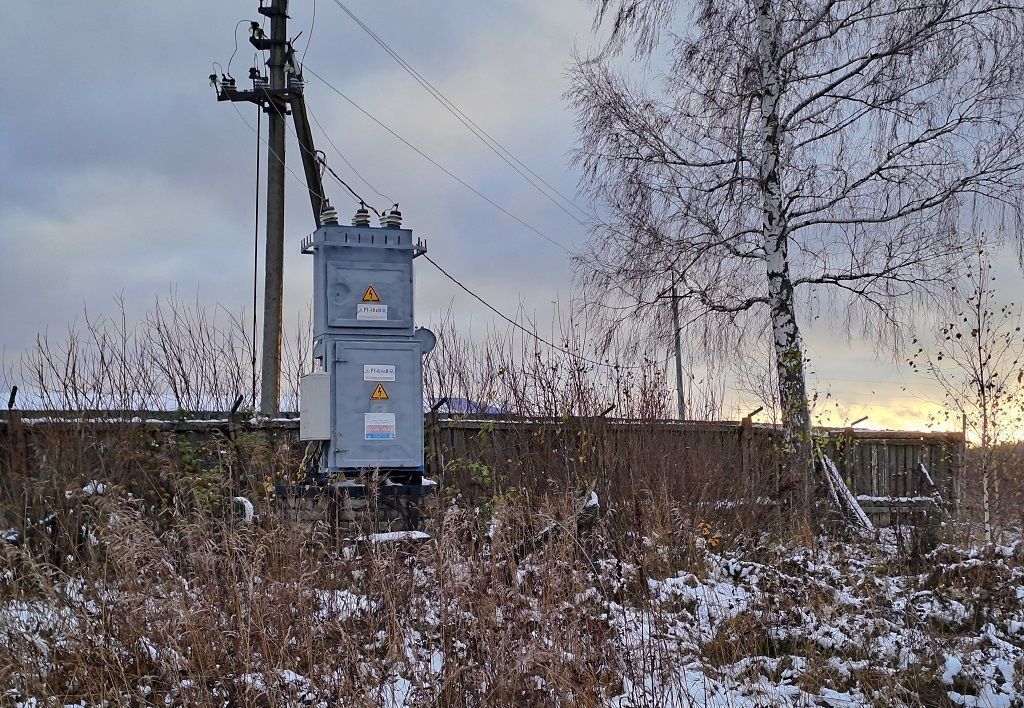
[242,98,656,370]
[227,79,386,227]
[235,14,666,371]
[228,101,326,205]
[243,100,674,376]
[224,9,379,214]
[304,65,571,253]
[237,94,648,371]
[327,0,595,226]
[235,80,377,214]
[306,103,393,203]
[423,254,667,371]
[300,0,316,69]
[293,26,653,366]
[232,95,666,374]
[251,85,377,211]
[322,160,379,214]
[226,19,251,76]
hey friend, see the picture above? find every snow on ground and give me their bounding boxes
[2,529,1023,706]
[81,481,106,496]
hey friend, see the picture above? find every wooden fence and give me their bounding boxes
[426,415,964,513]
[1,411,965,521]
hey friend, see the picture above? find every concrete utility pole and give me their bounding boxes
[214,2,341,415]
[656,283,687,420]
[260,0,289,415]
[670,286,687,420]
[216,1,306,415]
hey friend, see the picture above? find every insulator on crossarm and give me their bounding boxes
[250,67,269,91]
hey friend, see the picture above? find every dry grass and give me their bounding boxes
[0,492,637,705]
[1,297,1015,706]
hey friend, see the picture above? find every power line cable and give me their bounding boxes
[294,0,392,204]
[229,101,327,205]
[251,85,376,211]
[233,85,664,373]
[233,82,381,222]
[306,103,393,203]
[228,19,268,76]
[300,0,316,69]
[423,254,664,371]
[226,19,249,75]
[305,65,571,253]
[328,0,595,226]
[322,161,380,214]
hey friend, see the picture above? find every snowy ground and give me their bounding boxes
[2,516,1022,707]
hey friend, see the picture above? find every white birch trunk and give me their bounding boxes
[757,0,814,506]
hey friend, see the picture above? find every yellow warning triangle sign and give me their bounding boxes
[370,383,389,400]
[362,285,381,302]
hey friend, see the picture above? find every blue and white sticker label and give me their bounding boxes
[364,412,396,440]
[357,303,388,320]
[363,364,396,382]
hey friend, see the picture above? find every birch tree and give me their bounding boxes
[911,246,1024,543]
[570,0,1024,505]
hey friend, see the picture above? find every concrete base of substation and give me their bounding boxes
[277,483,438,537]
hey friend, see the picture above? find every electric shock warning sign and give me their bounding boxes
[364,412,396,440]
[369,383,389,400]
[362,285,381,302]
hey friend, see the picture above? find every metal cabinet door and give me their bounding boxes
[325,261,413,331]
[331,339,423,470]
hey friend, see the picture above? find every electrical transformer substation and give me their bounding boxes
[212,0,437,534]
[291,205,437,533]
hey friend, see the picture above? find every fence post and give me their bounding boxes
[5,388,26,476]
[4,387,29,524]
[842,427,856,495]
[426,398,448,478]
[740,412,756,498]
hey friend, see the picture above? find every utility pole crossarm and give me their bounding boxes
[216,85,295,106]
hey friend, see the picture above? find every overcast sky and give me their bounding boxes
[3,1,1021,429]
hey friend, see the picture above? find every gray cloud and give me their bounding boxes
[4,1,1022,428]
[3,1,591,356]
